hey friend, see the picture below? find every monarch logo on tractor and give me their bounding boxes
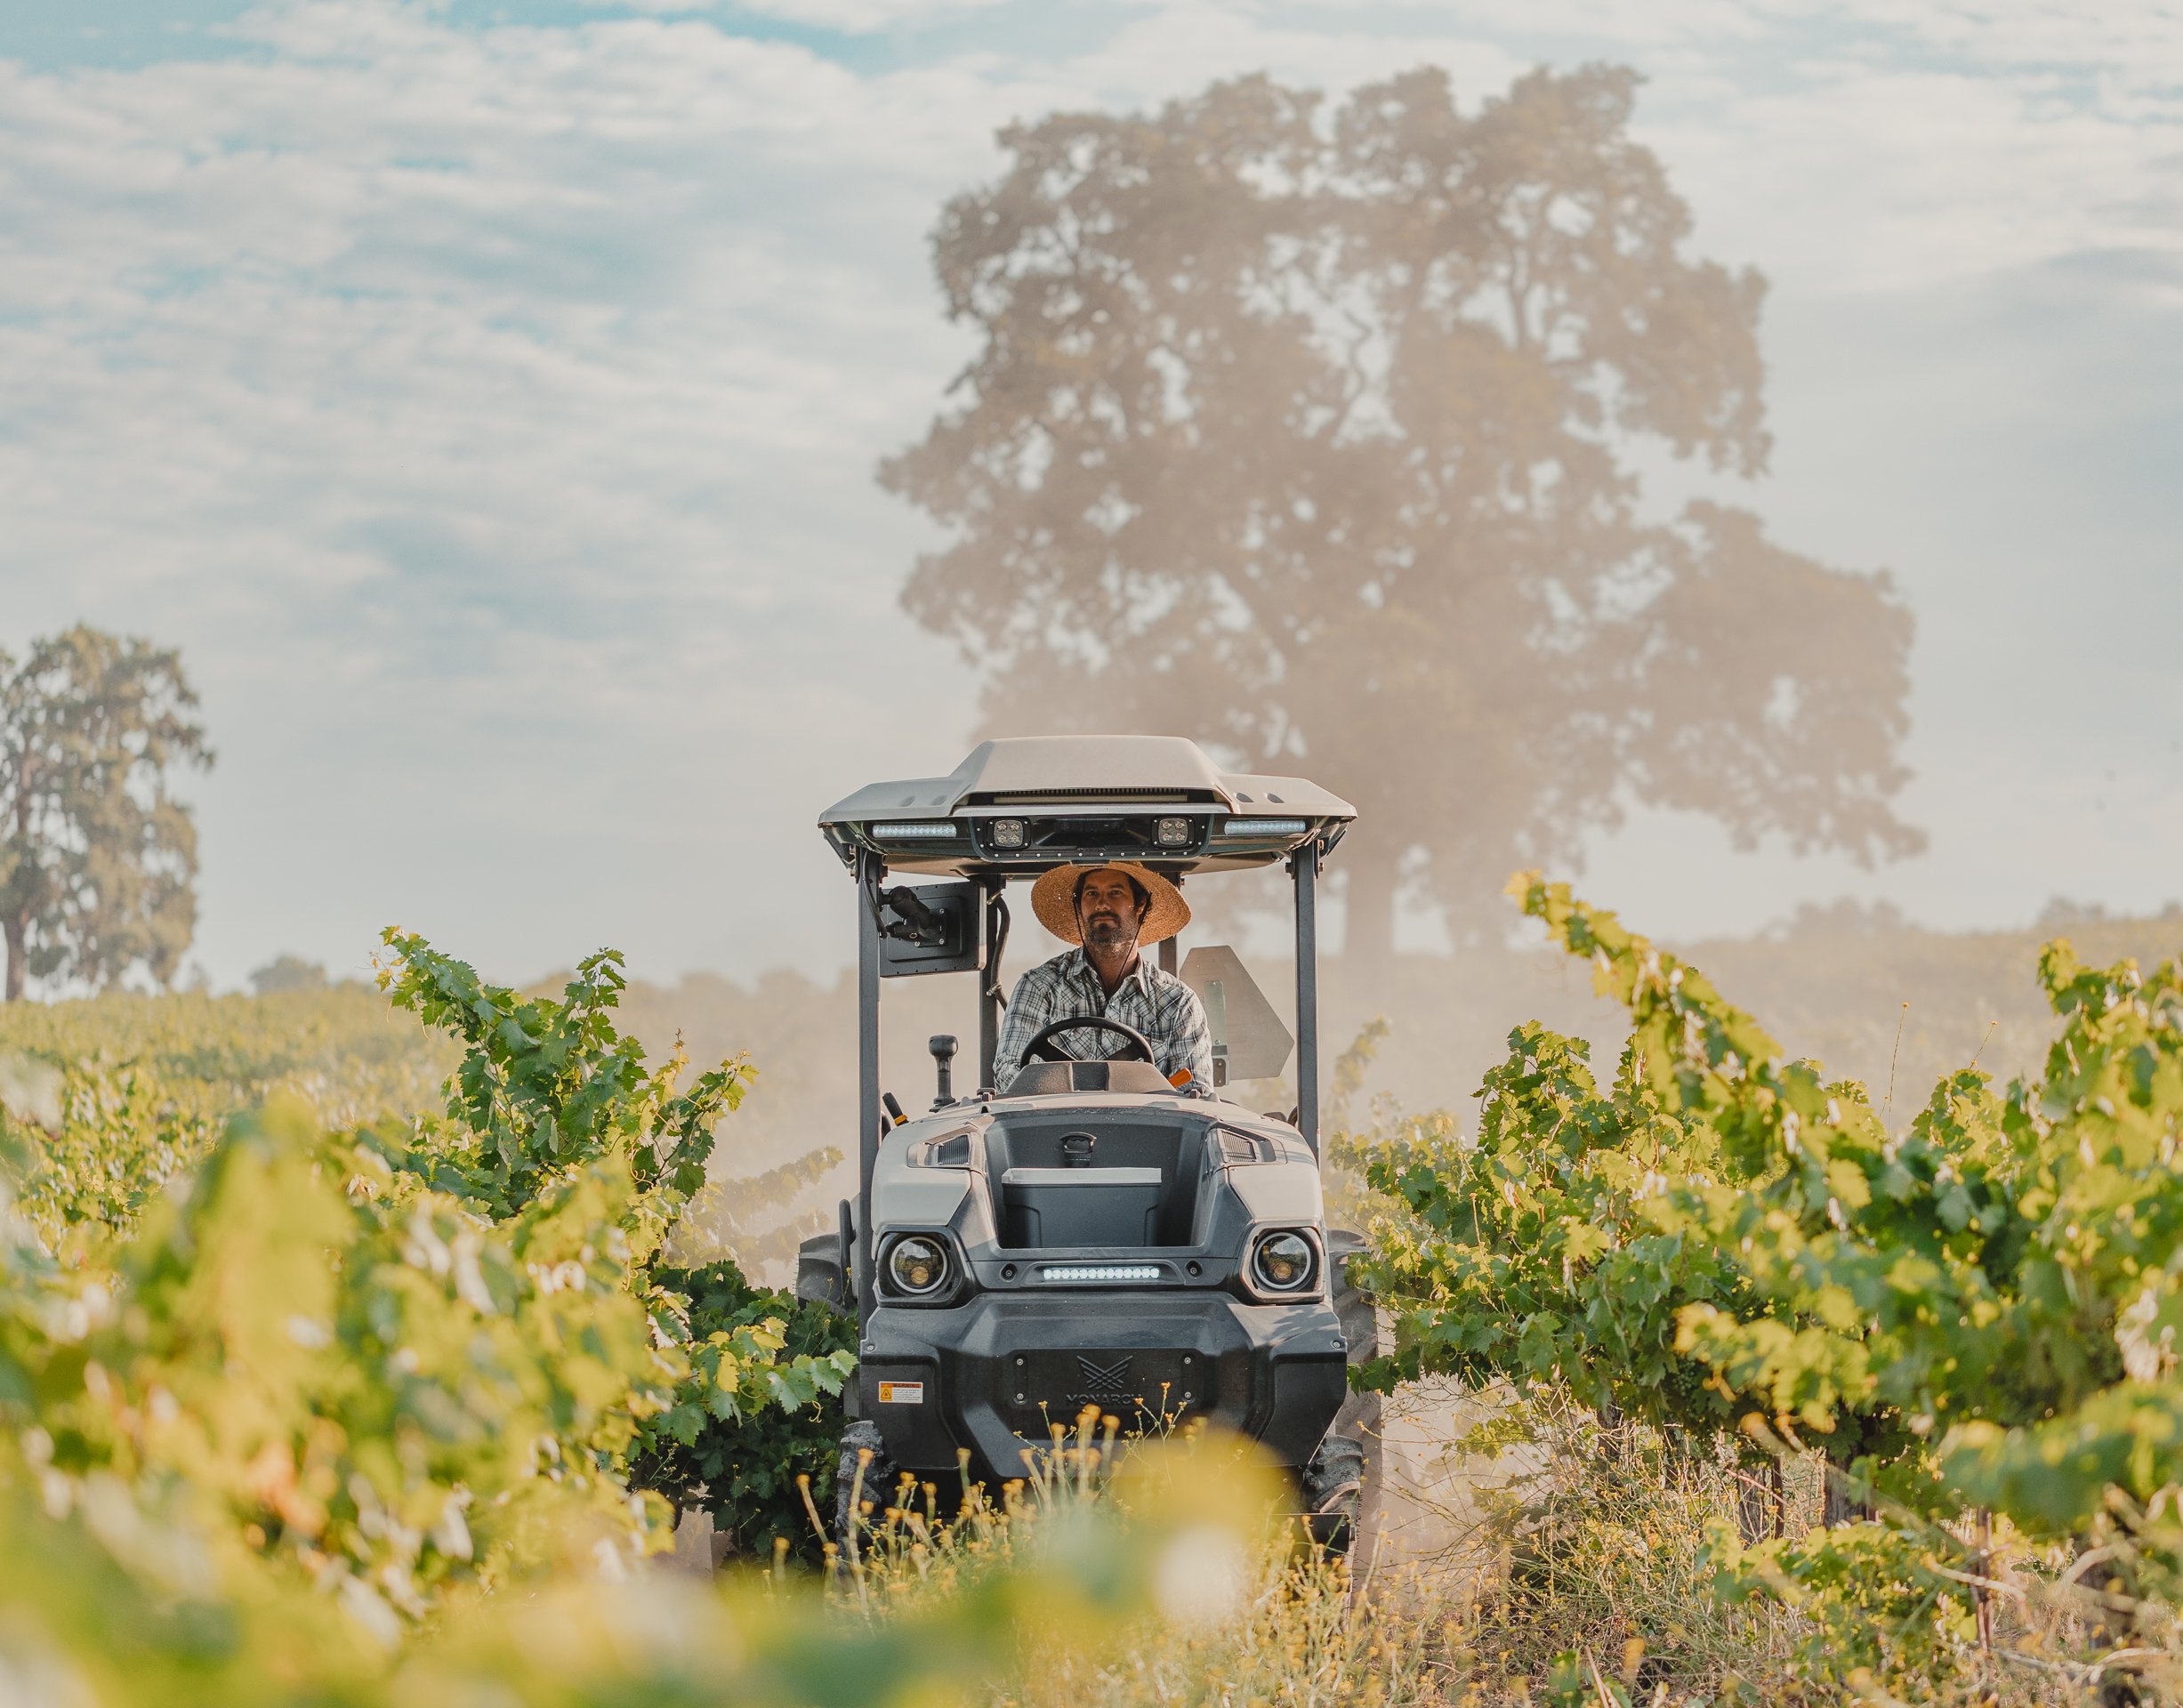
[1075,1354,1132,1391]
[1062,1353,1151,1414]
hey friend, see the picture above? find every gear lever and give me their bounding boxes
[929,1034,957,1108]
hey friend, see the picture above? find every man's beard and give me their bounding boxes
[1083,913,1134,953]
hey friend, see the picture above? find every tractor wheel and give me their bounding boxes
[795,1222,851,1312]
[1327,1229,1383,1555]
[1301,1433,1367,1557]
[834,1421,899,1552]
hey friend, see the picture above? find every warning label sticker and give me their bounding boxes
[877,1381,924,1405]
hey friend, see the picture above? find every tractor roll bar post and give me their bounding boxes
[1156,871,1182,975]
[856,848,884,1328]
[977,878,1008,1092]
[1292,840,1322,1160]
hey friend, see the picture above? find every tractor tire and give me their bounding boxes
[1327,1229,1383,1556]
[1301,1433,1367,1557]
[833,1421,899,1551]
[795,1213,851,1312]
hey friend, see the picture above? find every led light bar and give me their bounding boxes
[1218,818,1309,837]
[1041,1264,1161,1284]
[871,821,959,840]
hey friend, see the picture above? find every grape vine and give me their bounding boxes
[1348,874,2183,1691]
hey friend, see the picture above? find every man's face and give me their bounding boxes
[1076,870,1143,955]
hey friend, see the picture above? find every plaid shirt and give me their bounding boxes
[994,948,1213,1096]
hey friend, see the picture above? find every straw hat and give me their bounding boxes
[1029,862,1190,947]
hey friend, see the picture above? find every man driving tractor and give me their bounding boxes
[991,861,1213,1095]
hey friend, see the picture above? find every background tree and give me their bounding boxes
[0,626,213,1001]
[249,954,329,995]
[883,65,1921,961]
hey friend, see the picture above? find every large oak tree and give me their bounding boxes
[883,66,1920,959]
[0,626,213,1000]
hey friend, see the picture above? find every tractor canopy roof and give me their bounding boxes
[818,735,1353,880]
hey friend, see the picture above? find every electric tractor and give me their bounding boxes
[800,735,1378,1550]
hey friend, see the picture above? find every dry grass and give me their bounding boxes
[786,1412,1466,1708]
[769,1398,2139,1708]
[1390,1395,2102,1706]
[1430,1398,1809,1703]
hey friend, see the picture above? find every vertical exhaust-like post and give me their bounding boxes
[857,849,883,1327]
[1292,841,1321,1159]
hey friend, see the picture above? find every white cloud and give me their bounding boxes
[729,0,1008,29]
[0,0,2176,987]
[0,3,1025,983]
[576,0,723,12]
[1643,60,2183,292]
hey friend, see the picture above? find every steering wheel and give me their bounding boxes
[1019,1016,1157,1067]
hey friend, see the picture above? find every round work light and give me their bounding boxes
[1250,1230,1317,1293]
[888,1236,950,1296]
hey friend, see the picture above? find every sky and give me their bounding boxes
[2,0,2179,993]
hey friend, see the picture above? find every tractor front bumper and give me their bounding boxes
[854,1289,1349,1484]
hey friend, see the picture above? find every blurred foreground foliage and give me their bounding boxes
[0,962,842,1393]
[0,938,1457,1708]
[27,891,2183,1702]
[0,931,895,1703]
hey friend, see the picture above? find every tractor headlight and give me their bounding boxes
[1155,816,1193,847]
[886,1235,951,1296]
[1249,1230,1317,1294]
[989,818,1026,849]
